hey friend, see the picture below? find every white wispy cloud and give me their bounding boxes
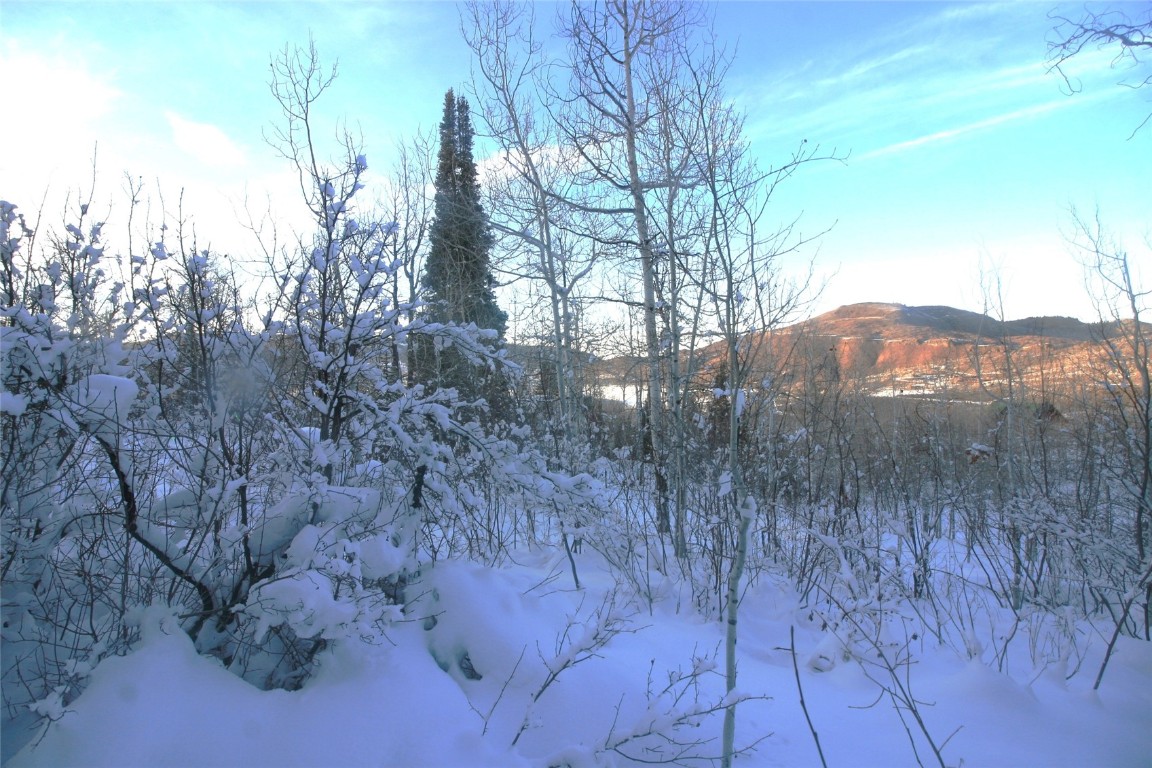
[856,99,1078,160]
[0,39,124,202]
[812,44,934,91]
[164,112,247,168]
[739,2,1072,152]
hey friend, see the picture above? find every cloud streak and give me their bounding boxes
[856,98,1078,160]
[736,2,1083,153]
[165,112,247,169]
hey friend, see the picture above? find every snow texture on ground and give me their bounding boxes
[8,548,1152,768]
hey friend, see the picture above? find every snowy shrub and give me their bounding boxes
[2,43,612,726]
[1,198,143,723]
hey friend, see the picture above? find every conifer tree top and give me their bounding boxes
[423,88,506,337]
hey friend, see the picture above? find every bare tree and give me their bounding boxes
[1071,209,1151,648]
[464,5,833,759]
[1048,5,1152,136]
[463,0,598,450]
[378,130,436,381]
[691,118,822,768]
[553,0,715,538]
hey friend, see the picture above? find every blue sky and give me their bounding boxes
[2,1,1149,322]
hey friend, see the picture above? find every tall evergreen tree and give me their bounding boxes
[423,89,506,335]
[413,89,509,415]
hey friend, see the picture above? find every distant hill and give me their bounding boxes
[751,302,1109,399]
[584,302,1132,402]
[798,302,1100,342]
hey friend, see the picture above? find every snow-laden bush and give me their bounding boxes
[1,47,604,731]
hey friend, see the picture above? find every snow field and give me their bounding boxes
[9,547,1151,768]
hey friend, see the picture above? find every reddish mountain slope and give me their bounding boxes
[761,303,1104,398]
[589,303,1128,402]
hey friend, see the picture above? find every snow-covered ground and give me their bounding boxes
[7,547,1150,768]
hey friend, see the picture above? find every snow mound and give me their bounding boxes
[8,620,512,768]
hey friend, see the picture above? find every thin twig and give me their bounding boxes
[790,625,829,768]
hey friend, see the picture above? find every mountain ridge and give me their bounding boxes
[574,302,1135,402]
[793,302,1100,342]
[721,301,1125,399]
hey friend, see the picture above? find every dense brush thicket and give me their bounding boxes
[0,182,599,707]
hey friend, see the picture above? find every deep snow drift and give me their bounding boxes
[7,547,1151,768]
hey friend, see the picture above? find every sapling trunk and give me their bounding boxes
[722,329,753,767]
[721,500,752,767]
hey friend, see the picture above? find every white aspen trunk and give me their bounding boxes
[721,312,751,767]
[722,505,752,767]
[662,184,689,558]
[620,9,671,536]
